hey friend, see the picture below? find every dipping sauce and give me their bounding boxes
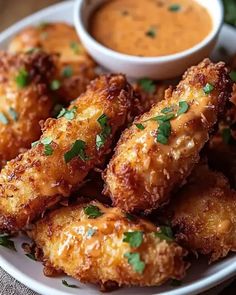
[90,0,212,57]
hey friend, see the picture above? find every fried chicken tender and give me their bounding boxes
[167,165,236,263]
[0,74,133,231]
[104,59,232,213]
[28,201,187,289]
[0,51,55,167]
[9,22,96,102]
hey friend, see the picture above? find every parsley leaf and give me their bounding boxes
[0,234,16,251]
[96,114,111,150]
[124,252,145,274]
[146,27,156,38]
[150,114,175,122]
[135,123,145,130]
[64,139,89,163]
[25,253,36,261]
[62,66,73,78]
[138,78,156,94]
[8,107,18,121]
[84,205,103,219]
[177,101,189,116]
[230,70,236,82]
[156,121,171,145]
[15,68,29,88]
[155,226,174,242]
[57,106,77,120]
[31,137,53,156]
[123,231,143,248]
[0,113,9,125]
[203,83,214,94]
[168,4,181,12]
[62,280,79,288]
[50,80,61,91]
[70,41,81,54]
[161,106,174,114]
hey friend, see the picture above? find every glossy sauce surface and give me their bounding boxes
[90,0,212,57]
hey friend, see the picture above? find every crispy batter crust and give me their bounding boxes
[104,59,232,213]
[9,22,96,102]
[0,51,55,167]
[0,74,133,231]
[28,201,187,288]
[167,164,236,263]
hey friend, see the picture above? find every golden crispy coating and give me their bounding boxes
[9,22,96,102]
[0,75,133,231]
[104,59,232,213]
[28,201,187,289]
[167,165,236,263]
[0,51,55,167]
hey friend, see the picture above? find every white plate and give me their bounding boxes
[0,1,236,295]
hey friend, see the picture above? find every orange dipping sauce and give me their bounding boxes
[90,0,212,57]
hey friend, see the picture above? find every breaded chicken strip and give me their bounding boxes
[0,51,55,167]
[0,75,132,231]
[104,59,232,213]
[28,201,187,290]
[167,165,236,263]
[9,22,96,103]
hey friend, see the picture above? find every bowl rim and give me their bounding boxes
[74,0,224,63]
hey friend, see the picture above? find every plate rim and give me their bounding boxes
[0,1,235,295]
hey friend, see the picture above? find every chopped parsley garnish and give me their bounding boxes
[62,280,79,288]
[124,252,145,274]
[168,4,181,12]
[84,205,103,219]
[123,231,143,248]
[221,128,232,144]
[8,107,18,121]
[177,101,189,116]
[57,106,77,120]
[156,121,171,145]
[171,279,182,286]
[31,137,53,156]
[0,113,9,125]
[161,106,174,114]
[138,78,156,94]
[135,123,145,130]
[96,114,111,150]
[151,113,175,122]
[230,70,236,82]
[25,253,36,261]
[50,80,61,91]
[15,68,29,88]
[203,83,214,94]
[155,226,174,242]
[70,41,81,54]
[62,66,73,78]
[64,139,89,163]
[0,234,16,251]
[146,27,156,38]
[86,228,97,237]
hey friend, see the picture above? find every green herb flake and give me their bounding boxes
[84,205,103,219]
[155,226,174,242]
[135,123,145,130]
[123,231,143,248]
[146,27,156,38]
[70,41,81,55]
[96,114,111,150]
[177,101,189,116]
[138,78,156,94]
[62,280,79,288]
[8,107,18,121]
[168,4,181,12]
[86,228,97,237]
[151,114,175,123]
[50,80,61,91]
[161,106,174,114]
[64,139,89,163]
[57,106,77,120]
[171,279,182,286]
[221,128,232,144]
[0,234,16,251]
[62,66,73,78]
[156,133,168,145]
[15,68,29,88]
[44,144,53,156]
[25,253,36,261]
[31,137,53,156]
[203,83,214,94]
[124,252,145,274]
[156,121,171,145]
[230,70,236,82]
[0,113,9,125]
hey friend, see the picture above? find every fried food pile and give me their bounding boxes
[0,21,235,292]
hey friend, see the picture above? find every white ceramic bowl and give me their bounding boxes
[74,0,223,79]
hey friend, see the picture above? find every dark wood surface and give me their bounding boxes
[0,1,235,294]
